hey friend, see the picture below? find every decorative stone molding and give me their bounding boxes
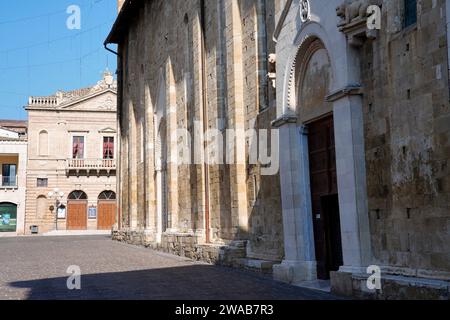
[271,115,298,128]
[325,85,363,102]
[286,36,325,112]
[299,0,311,23]
[336,0,380,47]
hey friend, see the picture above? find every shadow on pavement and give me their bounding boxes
[9,264,344,300]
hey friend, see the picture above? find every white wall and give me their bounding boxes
[0,141,28,235]
[0,128,19,139]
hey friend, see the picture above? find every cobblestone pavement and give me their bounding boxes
[0,236,342,300]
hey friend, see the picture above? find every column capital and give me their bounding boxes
[271,114,298,128]
[326,85,362,102]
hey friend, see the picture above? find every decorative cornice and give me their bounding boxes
[99,127,117,134]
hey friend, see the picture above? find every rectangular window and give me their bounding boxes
[103,137,114,159]
[72,136,85,159]
[2,164,17,187]
[37,178,48,188]
[404,0,417,28]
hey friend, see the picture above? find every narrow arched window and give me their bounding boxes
[404,0,417,28]
[39,130,49,156]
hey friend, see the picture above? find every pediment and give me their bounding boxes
[60,90,117,112]
[99,127,117,134]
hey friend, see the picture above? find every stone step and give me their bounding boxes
[295,280,332,293]
[236,258,278,274]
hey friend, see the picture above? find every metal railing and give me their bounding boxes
[1,175,18,188]
[66,158,116,170]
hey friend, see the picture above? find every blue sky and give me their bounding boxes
[0,0,118,120]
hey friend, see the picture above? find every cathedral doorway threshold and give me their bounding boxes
[294,280,331,293]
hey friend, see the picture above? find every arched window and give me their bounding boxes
[38,130,49,156]
[36,196,48,219]
[98,191,116,200]
[68,191,88,200]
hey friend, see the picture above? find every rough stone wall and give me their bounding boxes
[117,0,283,264]
[362,0,450,277]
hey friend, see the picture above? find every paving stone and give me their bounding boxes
[0,236,341,300]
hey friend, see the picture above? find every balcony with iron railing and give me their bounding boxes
[1,176,18,189]
[65,158,116,176]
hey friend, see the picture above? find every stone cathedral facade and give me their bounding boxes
[106,0,450,299]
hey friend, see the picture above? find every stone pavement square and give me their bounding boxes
[0,236,342,300]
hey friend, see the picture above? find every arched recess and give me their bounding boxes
[295,38,333,123]
[97,191,117,230]
[0,202,17,232]
[293,37,343,280]
[67,190,88,230]
[38,130,49,156]
[36,195,48,219]
[274,20,371,285]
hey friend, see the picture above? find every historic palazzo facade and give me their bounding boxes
[24,72,118,234]
[106,0,450,299]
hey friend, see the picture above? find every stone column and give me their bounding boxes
[272,116,317,284]
[225,0,249,238]
[129,104,138,230]
[327,89,372,273]
[155,169,163,244]
[167,63,179,232]
[144,85,157,240]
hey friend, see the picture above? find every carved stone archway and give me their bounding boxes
[273,5,372,286]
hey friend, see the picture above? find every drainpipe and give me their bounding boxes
[200,0,211,243]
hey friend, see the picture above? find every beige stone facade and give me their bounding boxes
[106,0,450,299]
[273,0,450,299]
[24,72,118,235]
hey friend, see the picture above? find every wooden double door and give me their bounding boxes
[67,201,88,230]
[67,200,116,230]
[307,115,343,280]
[97,201,116,230]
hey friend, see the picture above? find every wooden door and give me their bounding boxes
[67,201,87,230]
[308,115,341,280]
[97,201,116,230]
